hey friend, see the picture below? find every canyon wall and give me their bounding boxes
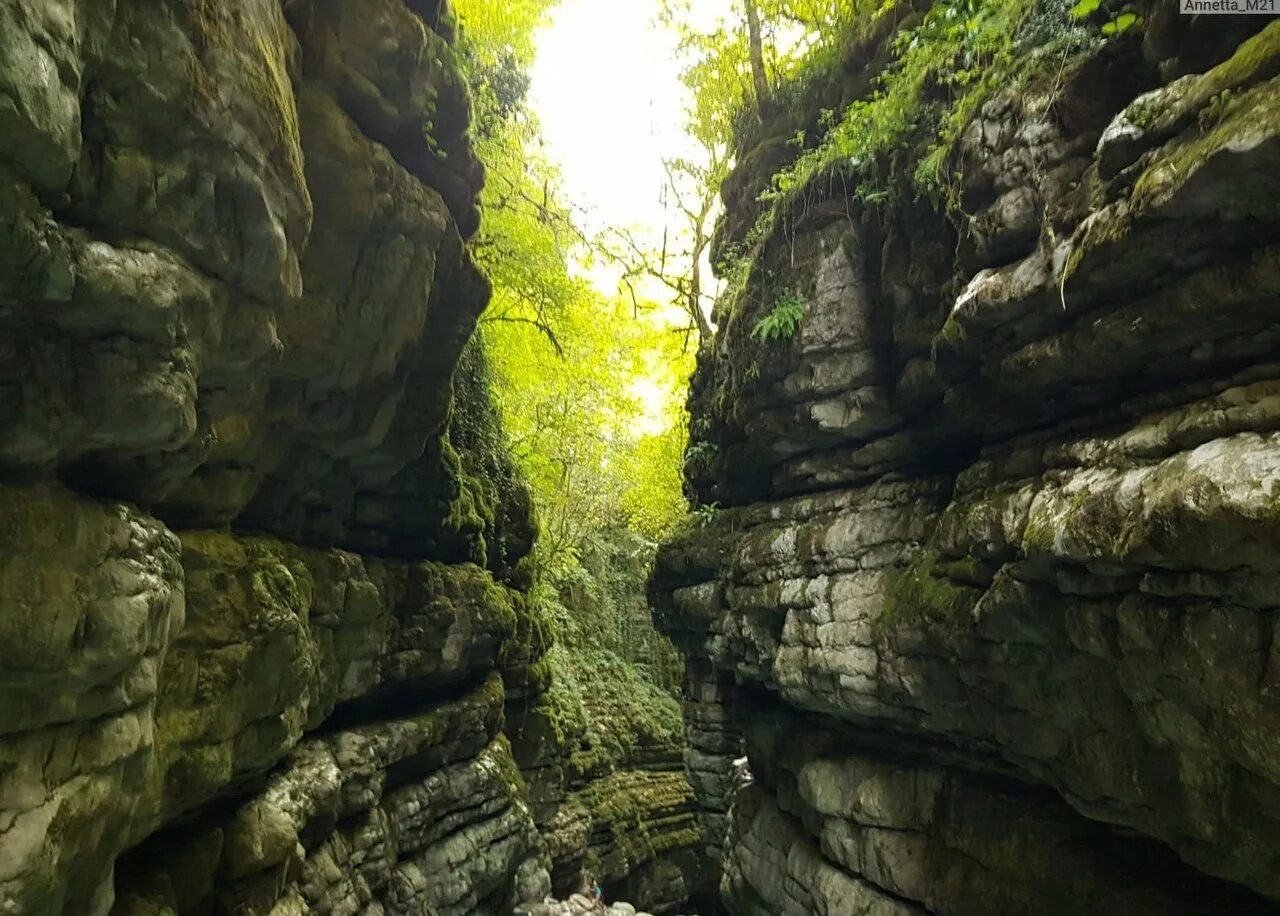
[654,8,1280,914]
[0,2,697,913]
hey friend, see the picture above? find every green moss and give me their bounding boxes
[414,560,519,641]
[502,591,555,688]
[935,315,970,352]
[447,336,538,580]
[1197,20,1280,100]
[417,436,495,568]
[1131,75,1280,218]
[489,732,532,798]
[1063,199,1132,286]
[532,644,684,781]
[936,554,996,587]
[186,0,306,192]
[875,554,984,639]
[571,771,701,879]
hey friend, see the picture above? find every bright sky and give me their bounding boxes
[528,0,733,237]
[529,0,734,434]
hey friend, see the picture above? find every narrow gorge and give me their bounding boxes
[1,1,1279,915]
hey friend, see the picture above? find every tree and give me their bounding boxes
[660,0,859,129]
[743,0,772,119]
[452,0,694,566]
[600,145,724,346]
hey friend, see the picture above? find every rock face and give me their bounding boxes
[0,0,496,561]
[654,10,1280,914]
[0,2,701,913]
[506,538,705,913]
[517,893,689,916]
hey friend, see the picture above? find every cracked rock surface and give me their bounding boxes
[0,1,557,914]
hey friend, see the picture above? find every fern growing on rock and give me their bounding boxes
[750,292,805,342]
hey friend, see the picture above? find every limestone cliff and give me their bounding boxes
[0,1,694,914]
[654,6,1280,914]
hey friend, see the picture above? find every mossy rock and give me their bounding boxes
[875,554,985,640]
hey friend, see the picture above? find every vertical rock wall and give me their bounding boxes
[505,536,705,913]
[0,1,551,913]
[654,8,1280,914]
[0,2,706,913]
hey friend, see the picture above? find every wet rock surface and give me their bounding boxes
[656,12,1280,914]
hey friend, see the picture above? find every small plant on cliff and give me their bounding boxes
[1070,0,1141,36]
[691,501,722,528]
[685,439,719,465]
[750,291,804,342]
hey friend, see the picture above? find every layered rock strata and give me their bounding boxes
[0,1,704,912]
[654,10,1280,914]
[0,0,554,910]
[0,2,516,915]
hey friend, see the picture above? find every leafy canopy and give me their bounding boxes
[453,0,696,560]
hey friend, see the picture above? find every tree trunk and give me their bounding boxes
[686,243,714,343]
[743,0,771,119]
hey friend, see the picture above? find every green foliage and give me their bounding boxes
[685,440,718,464]
[770,0,1044,205]
[454,1,696,566]
[1101,11,1139,35]
[625,418,693,542]
[661,0,875,137]
[1070,0,1141,35]
[690,501,721,528]
[659,0,1104,310]
[533,528,684,691]
[517,529,685,780]
[453,0,558,68]
[451,5,691,764]
[532,641,684,782]
[750,291,805,342]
